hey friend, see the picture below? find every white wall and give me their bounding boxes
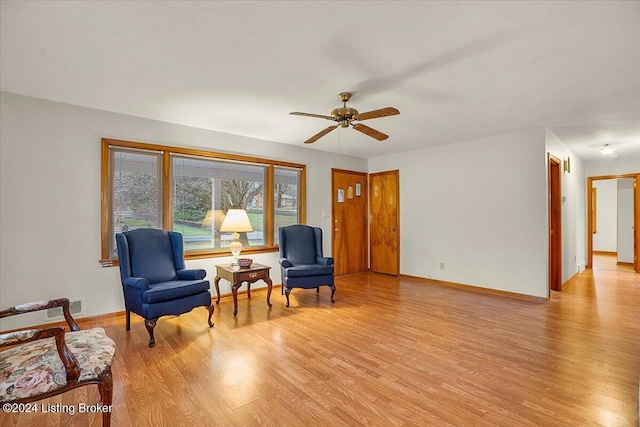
[617,178,634,263]
[369,128,550,298]
[545,129,587,277]
[0,92,367,329]
[586,159,640,177]
[593,179,618,252]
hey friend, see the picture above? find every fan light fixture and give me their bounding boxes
[600,144,615,156]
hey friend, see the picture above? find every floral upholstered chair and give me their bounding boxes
[0,298,116,426]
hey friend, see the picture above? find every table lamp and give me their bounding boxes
[220,209,253,266]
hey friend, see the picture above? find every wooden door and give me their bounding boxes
[331,169,368,276]
[370,170,399,275]
[548,156,562,291]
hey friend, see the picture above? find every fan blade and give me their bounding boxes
[355,107,399,121]
[304,125,339,144]
[290,112,335,121]
[352,124,389,141]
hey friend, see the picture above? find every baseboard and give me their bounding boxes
[399,274,549,302]
[594,251,617,255]
[1,285,284,334]
[617,261,634,266]
[562,272,580,289]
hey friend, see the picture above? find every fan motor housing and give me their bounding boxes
[331,106,358,121]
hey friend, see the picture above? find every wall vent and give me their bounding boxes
[45,298,84,321]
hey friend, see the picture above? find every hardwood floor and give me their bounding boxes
[2,263,639,426]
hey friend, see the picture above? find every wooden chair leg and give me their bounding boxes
[144,318,158,347]
[285,288,292,307]
[98,367,113,427]
[317,287,320,293]
[206,305,215,327]
[125,310,131,331]
[329,285,336,303]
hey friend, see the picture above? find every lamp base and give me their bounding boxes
[229,235,242,267]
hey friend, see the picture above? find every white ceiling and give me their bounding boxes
[2,1,639,161]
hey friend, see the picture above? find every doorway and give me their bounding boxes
[587,174,640,273]
[369,170,399,276]
[331,169,368,276]
[548,155,562,292]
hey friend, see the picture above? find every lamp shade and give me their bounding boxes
[220,209,254,233]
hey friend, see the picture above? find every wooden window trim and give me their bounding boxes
[100,138,306,266]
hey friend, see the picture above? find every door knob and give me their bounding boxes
[335,228,340,232]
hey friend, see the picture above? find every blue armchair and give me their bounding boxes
[116,228,214,347]
[279,225,335,307]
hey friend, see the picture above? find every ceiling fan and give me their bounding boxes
[290,92,400,144]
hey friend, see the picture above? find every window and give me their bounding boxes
[101,139,305,265]
[107,149,162,259]
[172,155,267,252]
[274,167,302,245]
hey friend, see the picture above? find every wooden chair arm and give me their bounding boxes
[52,327,81,381]
[0,298,80,331]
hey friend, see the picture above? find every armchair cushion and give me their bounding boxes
[281,226,318,265]
[285,265,334,278]
[0,328,115,402]
[142,280,211,304]
[126,230,178,284]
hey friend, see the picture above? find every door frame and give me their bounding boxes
[587,173,640,272]
[548,155,562,292]
[369,169,400,276]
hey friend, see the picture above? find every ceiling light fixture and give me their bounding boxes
[600,144,615,156]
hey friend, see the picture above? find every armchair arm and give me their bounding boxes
[0,298,79,331]
[0,327,67,347]
[279,258,294,268]
[124,277,149,290]
[177,269,206,280]
[317,257,334,266]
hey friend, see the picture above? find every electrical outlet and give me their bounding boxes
[439,262,445,270]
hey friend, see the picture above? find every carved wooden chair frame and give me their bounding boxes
[0,298,114,427]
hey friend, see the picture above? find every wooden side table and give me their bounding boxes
[214,263,273,316]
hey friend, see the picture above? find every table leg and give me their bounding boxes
[247,282,251,299]
[265,276,273,308]
[214,276,221,305]
[232,282,240,316]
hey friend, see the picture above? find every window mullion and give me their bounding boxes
[266,165,275,247]
[162,152,172,231]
